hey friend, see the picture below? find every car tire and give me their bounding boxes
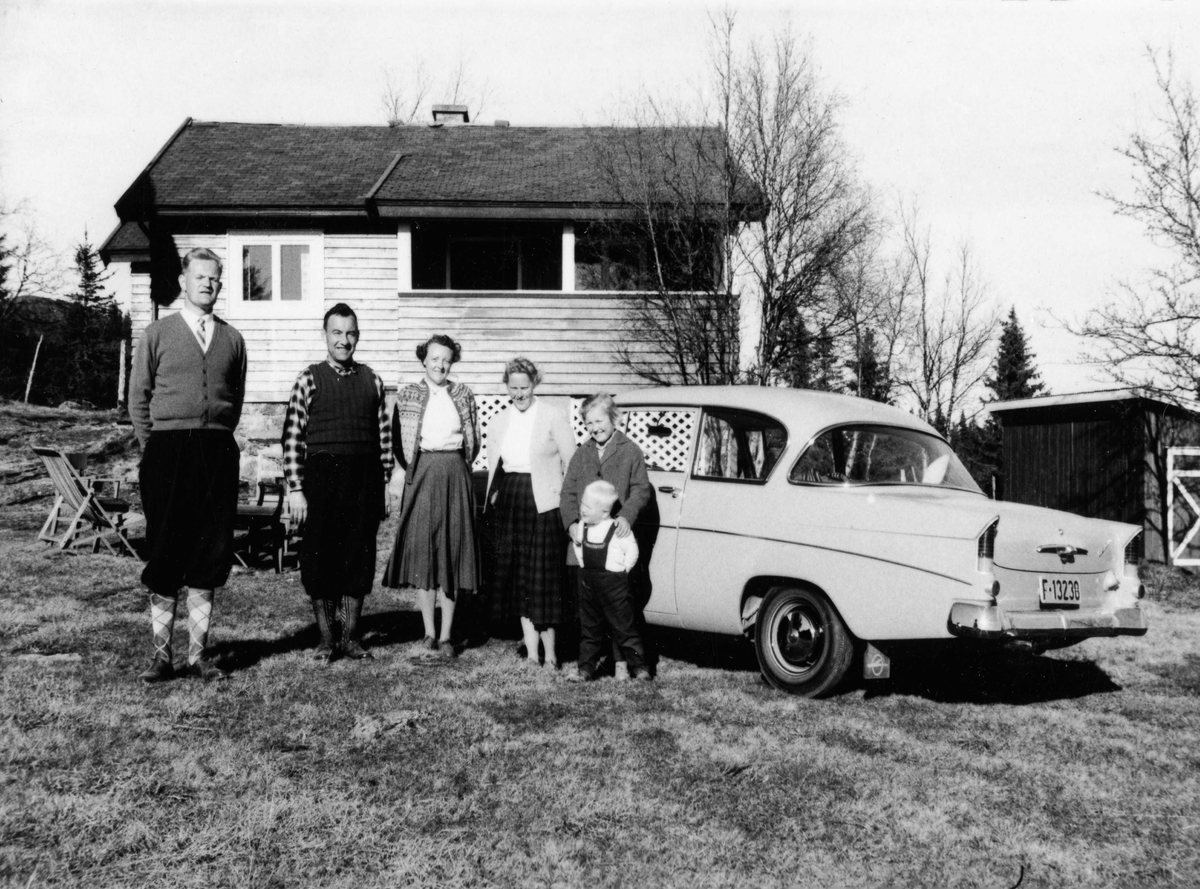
[755,585,854,697]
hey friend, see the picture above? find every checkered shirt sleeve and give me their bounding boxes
[373,370,395,483]
[281,368,315,492]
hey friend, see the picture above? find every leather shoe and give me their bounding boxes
[313,643,337,664]
[566,666,597,683]
[185,658,229,681]
[138,658,174,684]
[437,639,458,658]
[341,640,374,660]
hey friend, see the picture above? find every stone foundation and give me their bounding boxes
[235,402,287,483]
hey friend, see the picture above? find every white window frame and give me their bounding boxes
[225,232,325,319]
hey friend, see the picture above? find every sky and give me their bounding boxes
[1,0,1197,395]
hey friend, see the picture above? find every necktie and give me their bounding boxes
[196,317,207,350]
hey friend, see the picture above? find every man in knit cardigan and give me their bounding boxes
[281,303,393,662]
[129,247,247,683]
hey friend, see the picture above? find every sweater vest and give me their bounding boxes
[305,362,378,455]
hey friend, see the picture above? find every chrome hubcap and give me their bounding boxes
[775,604,825,673]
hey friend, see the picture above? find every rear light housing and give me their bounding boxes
[1123,532,1143,580]
[977,519,998,573]
[977,519,999,599]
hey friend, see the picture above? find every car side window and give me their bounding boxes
[622,408,699,472]
[691,409,787,483]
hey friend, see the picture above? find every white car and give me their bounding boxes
[614,386,1148,696]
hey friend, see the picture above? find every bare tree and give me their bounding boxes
[1074,49,1200,400]
[592,10,874,388]
[727,16,876,385]
[588,116,743,385]
[0,198,65,322]
[380,63,432,127]
[891,204,999,430]
[380,54,491,126]
[833,233,909,402]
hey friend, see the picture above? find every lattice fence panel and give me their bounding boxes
[472,396,589,472]
[470,398,695,473]
[621,409,697,472]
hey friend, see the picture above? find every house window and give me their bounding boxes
[576,222,721,292]
[226,233,324,317]
[411,222,560,291]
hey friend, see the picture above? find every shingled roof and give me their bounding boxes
[112,118,755,215]
[102,118,763,263]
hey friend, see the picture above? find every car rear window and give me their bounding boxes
[789,424,982,492]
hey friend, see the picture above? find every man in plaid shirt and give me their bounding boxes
[282,303,393,661]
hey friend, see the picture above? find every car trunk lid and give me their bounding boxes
[992,502,1123,575]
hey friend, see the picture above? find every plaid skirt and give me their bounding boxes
[383,451,478,596]
[489,472,566,627]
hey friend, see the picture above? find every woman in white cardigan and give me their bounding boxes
[485,357,577,667]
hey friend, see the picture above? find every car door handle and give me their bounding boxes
[658,485,680,498]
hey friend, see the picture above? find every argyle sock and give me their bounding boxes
[149,592,177,663]
[186,588,214,666]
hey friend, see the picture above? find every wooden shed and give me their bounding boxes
[988,389,1200,563]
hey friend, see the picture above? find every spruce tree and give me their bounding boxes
[63,232,122,407]
[977,307,1046,498]
[69,233,113,313]
[847,328,891,403]
[986,307,1045,403]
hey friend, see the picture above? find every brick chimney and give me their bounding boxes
[431,105,469,124]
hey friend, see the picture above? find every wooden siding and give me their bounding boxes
[395,291,668,397]
[125,237,665,403]
[126,235,399,403]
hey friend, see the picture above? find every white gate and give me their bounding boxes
[1167,446,1200,565]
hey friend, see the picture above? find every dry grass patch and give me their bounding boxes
[2,537,1199,887]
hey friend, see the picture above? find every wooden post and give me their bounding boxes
[561,224,575,292]
[117,339,127,406]
[24,334,44,403]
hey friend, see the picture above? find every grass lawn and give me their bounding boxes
[2,402,1199,887]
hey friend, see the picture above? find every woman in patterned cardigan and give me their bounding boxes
[383,333,480,655]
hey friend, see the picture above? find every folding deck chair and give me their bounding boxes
[234,479,292,573]
[33,447,142,558]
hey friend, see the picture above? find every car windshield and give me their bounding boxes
[789,424,982,493]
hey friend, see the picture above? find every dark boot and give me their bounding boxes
[340,596,372,660]
[311,598,338,663]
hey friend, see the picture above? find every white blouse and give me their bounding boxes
[419,384,464,451]
[499,398,539,474]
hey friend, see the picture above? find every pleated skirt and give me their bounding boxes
[488,472,567,626]
[383,451,478,596]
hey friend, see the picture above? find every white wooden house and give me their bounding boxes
[100,116,754,467]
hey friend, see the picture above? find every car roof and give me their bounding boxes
[614,386,940,439]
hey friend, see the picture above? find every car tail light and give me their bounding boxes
[1123,532,1142,579]
[977,519,998,573]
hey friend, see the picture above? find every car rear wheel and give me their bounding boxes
[755,585,854,697]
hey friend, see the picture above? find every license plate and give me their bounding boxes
[1040,577,1081,606]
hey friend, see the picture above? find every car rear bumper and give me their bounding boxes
[948,603,1148,640]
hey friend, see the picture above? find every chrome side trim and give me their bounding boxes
[948,603,1148,640]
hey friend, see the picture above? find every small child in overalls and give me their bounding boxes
[567,480,650,682]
